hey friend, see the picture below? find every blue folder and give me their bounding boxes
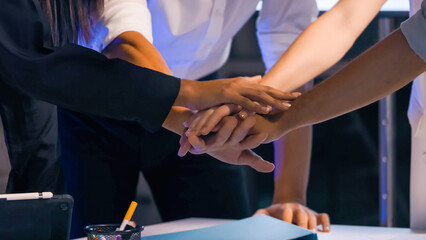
[143,215,317,240]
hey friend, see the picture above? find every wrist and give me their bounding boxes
[162,106,194,135]
[275,109,302,138]
[273,193,306,205]
[273,180,307,205]
[262,113,289,142]
[174,79,194,107]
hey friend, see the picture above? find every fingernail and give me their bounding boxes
[200,128,208,135]
[239,112,247,119]
[183,121,189,128]
[283,102,291,108]
[262,106,271,112]
[293,92,302,97]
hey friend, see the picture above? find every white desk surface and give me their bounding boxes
[74,218,426,240]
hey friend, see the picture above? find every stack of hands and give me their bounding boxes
[178,75,330,232]
[178,76,293,172]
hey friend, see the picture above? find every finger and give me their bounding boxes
[212,124,221,132]
[238,149,275,173]
[294,209,309,229]
[243,88,293,111]
[318,213,331,232]
[231,96,271,114]
[308,214,318,232]
[200,104,241,135]
[227,116,256,145]
[187,134,207,153]
[238,109,249,119]
[185,113,203,136]
[264,88,302,100]
[204,116,238,148]
[187,108,215,136]
[254,209,271,216]
[183,113,197,129]
[239,131,268,150]
[282,207,294,223]
[178,135,192,157]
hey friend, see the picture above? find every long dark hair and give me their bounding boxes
[38,0,103,46]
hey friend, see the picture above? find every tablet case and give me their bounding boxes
[0,194,73,240]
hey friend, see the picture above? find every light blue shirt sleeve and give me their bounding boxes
[401,0,426,62]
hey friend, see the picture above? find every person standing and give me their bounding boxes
[61,0,329,237]
[1,0,288,228]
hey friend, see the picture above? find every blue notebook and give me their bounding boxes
[143,215,317,240]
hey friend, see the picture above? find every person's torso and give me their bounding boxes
[148,0,260,79]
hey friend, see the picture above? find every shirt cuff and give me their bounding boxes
[401,3,426,62]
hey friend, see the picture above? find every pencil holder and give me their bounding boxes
[84,224,143,240]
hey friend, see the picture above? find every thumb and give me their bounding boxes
[239,149,275,173]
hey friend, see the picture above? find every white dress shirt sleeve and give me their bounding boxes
[401,0,426,62]
[99,0,153,51]
[256,0,318,71]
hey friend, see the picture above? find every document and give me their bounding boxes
[142,215,317,240]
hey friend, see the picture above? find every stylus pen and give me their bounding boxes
[117,201,138,231]
[0,192,53,200]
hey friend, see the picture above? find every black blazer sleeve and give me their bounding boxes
[0,0,180,132]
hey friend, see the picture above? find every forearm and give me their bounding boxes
[102,31,172,75]
[262,0,386,91]
[278,29,426,137]
[269,82,313,205]
[273,126,312,205]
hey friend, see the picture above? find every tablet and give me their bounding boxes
[0,193,73,240]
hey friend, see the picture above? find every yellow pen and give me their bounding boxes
[117,201,137,231]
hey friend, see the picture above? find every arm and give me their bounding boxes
[0,0,180,133]
[260,29,426,142]
[101,29,277,172]
[261,0,386,90]
[256,0,327,230]
[102,31,188,134]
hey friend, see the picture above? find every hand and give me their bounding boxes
[183,99,295,137]
[180,111,285,157]
[176,76,299,114]
[184,104,244,136]
[250,112,287,143]
[179,115,275,173]
[254,203,330,232]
